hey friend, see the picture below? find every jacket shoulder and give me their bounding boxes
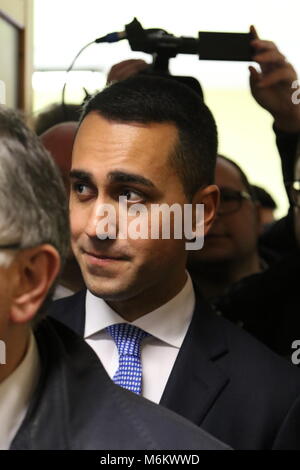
[47,289,86,335]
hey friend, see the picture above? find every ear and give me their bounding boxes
[11,245,61,324]
[192,184,220,236]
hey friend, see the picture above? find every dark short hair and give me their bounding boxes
[217,154,255,199]
[81,75,218,198]
[251,184,277,209]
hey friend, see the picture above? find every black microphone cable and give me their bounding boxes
[61,31,126,119]
[61,40,95,121]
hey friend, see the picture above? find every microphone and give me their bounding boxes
[95,31,126,44]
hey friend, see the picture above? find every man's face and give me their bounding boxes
[70,112,191,303]
[0,261,15,337]
[189,157,259,266]
[294,157,300,246]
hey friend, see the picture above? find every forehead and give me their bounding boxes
[215,157,246,190]
[72,112,178,178]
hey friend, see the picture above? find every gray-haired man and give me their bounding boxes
[0,106,228,450]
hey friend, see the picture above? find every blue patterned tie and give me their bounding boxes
[106,323,149,395]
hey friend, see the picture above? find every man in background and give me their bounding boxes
[188,155,264,300]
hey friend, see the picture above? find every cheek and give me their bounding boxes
[70,212,81,240]
[0,296,9,322]
[231,209,258,235]
[130,238,184,264]
[232,218,259,253]
[0,270,12,320]
[70,201,87,239]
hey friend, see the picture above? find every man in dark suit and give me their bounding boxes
[196,37,300,359]
[0,105,227,450]
[49,74,300,450]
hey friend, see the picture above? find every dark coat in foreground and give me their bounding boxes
[10,318,227,450]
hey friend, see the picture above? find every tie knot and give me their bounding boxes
[106,323,149,357]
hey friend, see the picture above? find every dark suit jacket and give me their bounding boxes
[10,317,228,450]
[49,290,300,450]
[259,127,299,256]
[215,250,300,358]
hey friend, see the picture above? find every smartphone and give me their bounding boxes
[198,31,254,61]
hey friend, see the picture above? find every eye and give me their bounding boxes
[119,188,143,202]
[72,182,95,199]
[74,182,88,194]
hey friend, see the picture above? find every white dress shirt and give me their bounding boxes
[0,333,40,450]
[85,273,195,404]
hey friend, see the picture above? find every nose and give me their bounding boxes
[85,197,118,241]
[84,203,100,239]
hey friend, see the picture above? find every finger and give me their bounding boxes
[253,50,286,65]
[249,65,261,79]
[258,67,297,87]
[250,25,259,40]
[249,65,262,86]
[251,39,280,53]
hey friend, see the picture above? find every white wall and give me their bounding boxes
[33,0,300,216]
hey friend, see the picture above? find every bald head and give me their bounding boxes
[40,122,78,189]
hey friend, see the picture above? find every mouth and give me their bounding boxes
[82,250,129,267]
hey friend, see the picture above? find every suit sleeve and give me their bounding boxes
[274,125,299,189]
[259,126,299,255]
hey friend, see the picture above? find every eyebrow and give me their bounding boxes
[108,171,155,188]
[70,169,155,189]
[70,170,93,181]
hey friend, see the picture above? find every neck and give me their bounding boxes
[107,271,188,322]
[191,253,262,300]
[0,326,30,384]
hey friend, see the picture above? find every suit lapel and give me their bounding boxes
[160,296,230,425]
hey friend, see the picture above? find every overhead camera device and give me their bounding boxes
[62,18,254,108]
[101,17,254,74]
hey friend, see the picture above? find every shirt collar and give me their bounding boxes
[85,272,195,348]
[0,332,40,450]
